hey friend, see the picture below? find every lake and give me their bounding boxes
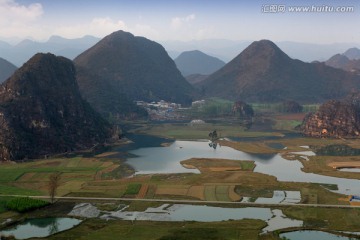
[126,140,360,195]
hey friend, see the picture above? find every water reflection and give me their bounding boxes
[0,218,82,240]
[126,140,360,195]
[208,130,219,149]
[97,203,302,232]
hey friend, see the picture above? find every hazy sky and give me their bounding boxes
[1,0,359,44]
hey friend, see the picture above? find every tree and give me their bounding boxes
[48,172,61,203]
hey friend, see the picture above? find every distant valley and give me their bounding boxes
[1,31,360,161]
[174,50,225,77]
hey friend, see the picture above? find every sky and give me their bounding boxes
[1,0,359,44]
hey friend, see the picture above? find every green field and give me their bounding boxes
[2,120,360,239]
[133,122,283,140]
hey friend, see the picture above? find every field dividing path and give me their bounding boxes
[1,194,359,209]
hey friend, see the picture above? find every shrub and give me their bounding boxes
[6,197,49,213]
[125,183,142,195]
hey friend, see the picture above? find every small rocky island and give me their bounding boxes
[0,53,115,161]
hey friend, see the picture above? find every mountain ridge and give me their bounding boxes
[0,57,17,83]
[74,30,196,119]
[198,39,360,103]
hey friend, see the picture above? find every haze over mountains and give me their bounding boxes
[74,30,195,118]
[1,29,360,160]
[0,58,17,83]
[1,36,360,67]
[343,48,360,60]
[0,35,100,66]
[0,53,113,161]
[197,40,360,103]
[161,39,360,63]
[174,50,225,77]
[325,47,360,74]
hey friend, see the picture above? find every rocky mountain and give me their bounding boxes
[198,40,360,103]
[0,58,17,83]
[325,54,351,69]
[0,53,114,161]
[343,47,360,60]
[0,35,100,66]
[301,98,360,138]
[74,30,195,118]
[174,50,225,77]
[325,52,360,74]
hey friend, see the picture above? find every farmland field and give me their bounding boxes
[1,120,360,240]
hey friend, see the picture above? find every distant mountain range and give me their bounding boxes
[160,39,360,63]
[325,48,360,74]
[0,35,100,66]
[0,53,113,161]
[0,57,17,82]
[174,50,225,77]
[197,40,360,103]
[74,30,196,119]
[343,48,360,60]
[1,36,359,67]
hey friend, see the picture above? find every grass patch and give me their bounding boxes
[0,198,7,213]
[124,183,142,195]
[273,119,302,131]
[46,218,266,240]
[0,170,26,182]
[204,186,217,201]
[133,122,283,140]
[240,161,256,171]
[6,197,49,213]
[159,228,221,240]
[283,207,360,231]
[0,184,43,195]
[235,186,274,198]
[215,185,230,201]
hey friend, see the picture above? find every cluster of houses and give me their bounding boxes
[135,100,184,120]
[135,99,208,121]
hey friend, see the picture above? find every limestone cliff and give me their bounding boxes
[0,53,114,161]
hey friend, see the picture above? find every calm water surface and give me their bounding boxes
[0,218,82,240]
[126,140,360,195]
[99,204,302,232]
[280,230,355,240]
